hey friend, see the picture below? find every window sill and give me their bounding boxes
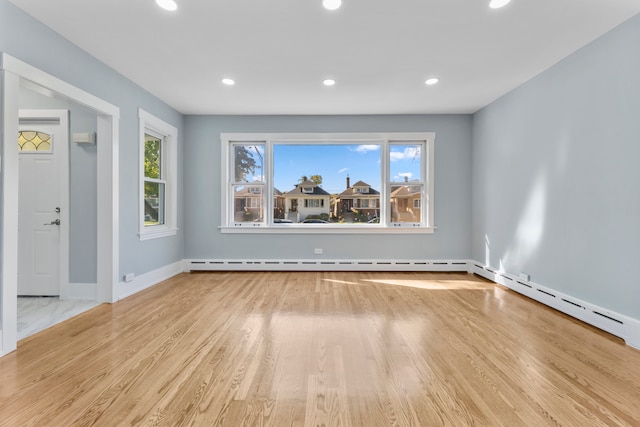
[219,225,435,235]
[139,227,178,241]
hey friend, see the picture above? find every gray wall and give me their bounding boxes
[0,0,185,280]
[183,115,473,260]
[472,14,640,319]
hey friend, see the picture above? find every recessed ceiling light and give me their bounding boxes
[155,0,178,11]
[323,79,336,86]
[489,0,511,9]
[221,78,235,86]
[425,78,439,86]
[323,0,342,11]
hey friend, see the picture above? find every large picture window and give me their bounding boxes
[139,109,178,240]
[221,133,434,233]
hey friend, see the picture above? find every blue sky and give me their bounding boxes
[271,144,422,194]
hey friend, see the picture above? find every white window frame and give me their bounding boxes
[229,141,266,226]
[139,109,178,240]
[220,132,435,234]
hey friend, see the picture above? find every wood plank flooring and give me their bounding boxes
[1,271,639,426]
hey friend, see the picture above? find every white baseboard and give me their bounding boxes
[60,283,97,300]
[183,258,471,272]
[115,260,183,301]
[470,262,640,350]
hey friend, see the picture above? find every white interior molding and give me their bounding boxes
[115,260,183,301]
[1,53,120,357]
[1,65,20,356]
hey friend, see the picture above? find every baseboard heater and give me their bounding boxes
[471,263,639,349]
[184,259,470,272]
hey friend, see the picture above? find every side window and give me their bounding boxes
[230,143,265,224]
[144,132,165,226]
[139,109,178,240]
[389,142,425,226]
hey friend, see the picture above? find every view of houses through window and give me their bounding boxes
[225,133,434,230]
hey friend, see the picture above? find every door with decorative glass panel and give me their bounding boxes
[17,110,69,296]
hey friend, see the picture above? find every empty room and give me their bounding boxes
[1,0,639,425]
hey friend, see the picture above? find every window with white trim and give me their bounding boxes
[139,109,178,240]
[221,133,434,233]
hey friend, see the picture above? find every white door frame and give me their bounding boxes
[1,53,120,356]
[18,109,70,297]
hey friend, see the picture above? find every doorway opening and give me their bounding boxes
[1,53,120,356]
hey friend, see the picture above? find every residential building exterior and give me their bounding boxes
[233,183,263,222]
[283,180,331,222]
[335,177,380,222]
[390,183,421,223]
[234,185,286,222]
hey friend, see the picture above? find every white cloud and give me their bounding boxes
[394,172,413,181]
[353,144,380,153]
[390,146,421,162]
[390,151,405,162]
[338,167,349,174]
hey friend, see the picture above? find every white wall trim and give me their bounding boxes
[115,260,183,301]
[184,258,470,272]
[60,283,98,301]
[1,54,120,118]
[1,52,120,357]
[470,261,640,350]
[1,67,20,357]
[138,108,178,241]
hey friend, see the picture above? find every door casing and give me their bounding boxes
[1,53,120,357]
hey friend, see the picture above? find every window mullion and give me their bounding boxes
[265,141,274,224]
[380,139,389,225]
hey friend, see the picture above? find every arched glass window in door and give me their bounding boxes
[18,131,52,152]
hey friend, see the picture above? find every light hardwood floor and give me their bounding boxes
[1,271,638,426]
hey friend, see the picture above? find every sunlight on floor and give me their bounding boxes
[361,279,495,290]
[322,274,495,290]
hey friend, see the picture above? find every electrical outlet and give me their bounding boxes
[124,273,135,282]
[314,248,323,255]
[519,272,530,281]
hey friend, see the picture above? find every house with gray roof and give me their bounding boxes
[283,180,331,222]
[335,177,380,222]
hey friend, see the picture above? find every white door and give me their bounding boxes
[17,110,69,296]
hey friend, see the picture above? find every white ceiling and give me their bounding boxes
[8,0,640,115]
